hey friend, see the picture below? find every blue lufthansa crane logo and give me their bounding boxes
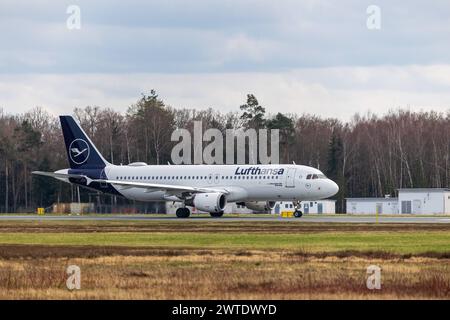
[69,139,90,165]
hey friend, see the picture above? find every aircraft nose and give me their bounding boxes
[328,179,339,197]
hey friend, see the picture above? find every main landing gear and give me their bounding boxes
[209,211,224,218]
[175,208,224,218]
[293,201,303,218]
[176,207,190,218]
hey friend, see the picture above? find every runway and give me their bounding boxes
[0,214,449,223]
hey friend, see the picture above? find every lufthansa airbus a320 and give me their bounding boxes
[33,116,339,218]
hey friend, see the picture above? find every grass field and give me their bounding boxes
[0,220,448,299]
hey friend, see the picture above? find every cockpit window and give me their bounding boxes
[306,173,327,179]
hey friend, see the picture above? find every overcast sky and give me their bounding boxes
[1,0,450,119]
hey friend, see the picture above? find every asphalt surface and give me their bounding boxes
[0,214,449,223]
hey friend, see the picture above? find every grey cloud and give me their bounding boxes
[1,0,450,73]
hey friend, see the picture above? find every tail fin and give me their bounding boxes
[59,115,110,169]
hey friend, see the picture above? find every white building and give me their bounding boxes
[346,197,399,214]
[346,188,450,215]
[398,188,450,214]
[272,200,336,214]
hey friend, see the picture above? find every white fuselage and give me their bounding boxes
[79,164,339,203]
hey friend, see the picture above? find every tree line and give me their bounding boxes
[0,91,449,212]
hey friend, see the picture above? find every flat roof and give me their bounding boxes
[346,198,398,202]
[398,188,450,192]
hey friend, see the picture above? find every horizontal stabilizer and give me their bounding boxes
[32,171,93,185]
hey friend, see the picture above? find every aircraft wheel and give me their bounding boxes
[210,211,224,218]
[176,207,190,218]
[294,210,303,218]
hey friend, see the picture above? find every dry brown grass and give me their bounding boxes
[0,247,448,299]
[0,220,448,299]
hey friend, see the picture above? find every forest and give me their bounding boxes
[0,91,449,213]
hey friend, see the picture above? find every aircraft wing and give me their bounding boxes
[32,171,228,195]
[97,179,229,195]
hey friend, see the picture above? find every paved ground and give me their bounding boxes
[0,214,449,223]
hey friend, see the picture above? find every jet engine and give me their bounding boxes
[187,192,227,213]
[243,201,276,213]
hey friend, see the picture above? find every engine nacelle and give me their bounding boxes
[244,201,276,213]
[188,192,227,213]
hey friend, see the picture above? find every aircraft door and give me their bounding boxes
[285,168,296,188]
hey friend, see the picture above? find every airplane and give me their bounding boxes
[33,115,339,218]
